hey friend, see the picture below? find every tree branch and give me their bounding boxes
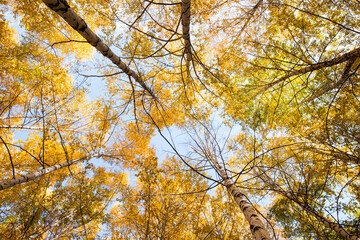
[302,57,358,103]
[258,171,359,240]
[266,48,360,88]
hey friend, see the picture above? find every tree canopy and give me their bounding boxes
[1,0,359,239]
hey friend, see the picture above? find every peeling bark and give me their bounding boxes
[42,0,156,99]
[211,158,271,240]
[0,157,87,191]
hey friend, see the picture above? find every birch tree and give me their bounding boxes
[1,0,360,238]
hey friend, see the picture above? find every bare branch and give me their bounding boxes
[0,135,15,179]
[257,171,360,240]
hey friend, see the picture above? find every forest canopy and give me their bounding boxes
[0,0,359,239]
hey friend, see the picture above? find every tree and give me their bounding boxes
[1,0,360,239]
[207,0,360,238]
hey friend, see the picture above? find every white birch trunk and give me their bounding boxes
[42,0,156,99]
[0,157,86,191]
[211,158,271,240]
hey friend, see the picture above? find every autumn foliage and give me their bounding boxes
[0,0,359,239]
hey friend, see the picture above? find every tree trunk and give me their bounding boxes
[181,0,192,70]
[0,157,87,191]
[41,0,156,99]
[211,157,271,240]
